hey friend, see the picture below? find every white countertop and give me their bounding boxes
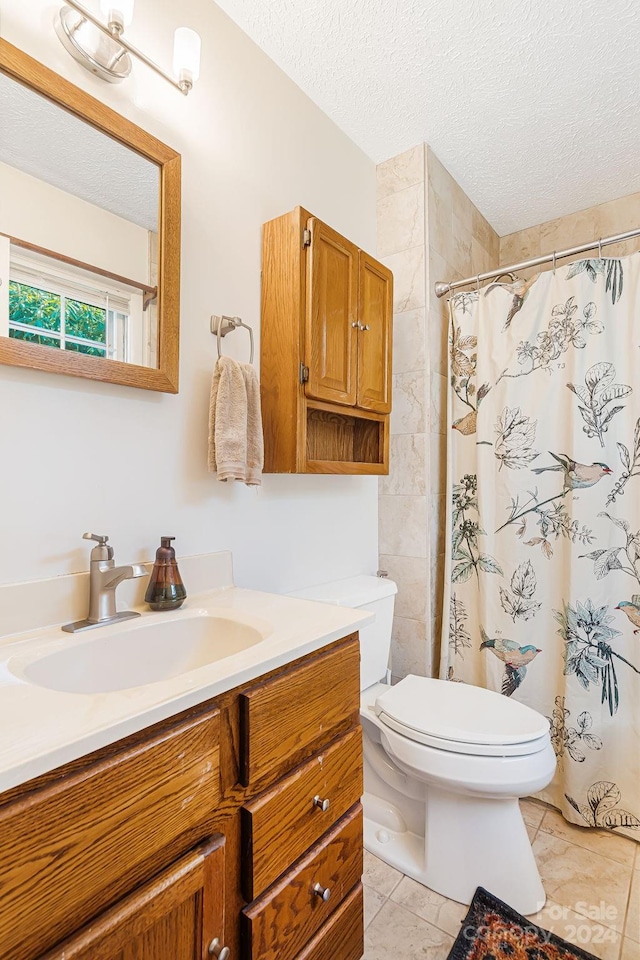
[0,586,372,793]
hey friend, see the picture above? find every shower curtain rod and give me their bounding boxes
[434,227,640,298]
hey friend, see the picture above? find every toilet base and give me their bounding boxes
[363,788,546,916]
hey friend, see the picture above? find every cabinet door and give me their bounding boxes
[305,218,358,407]
[38,836,226,960]
[357,252,393,413]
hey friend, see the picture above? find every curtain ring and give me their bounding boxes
[476,274,480,291]
[598,237,603,259]
[552,250,557,274]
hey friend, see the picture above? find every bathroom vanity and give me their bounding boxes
[0,564,369,960]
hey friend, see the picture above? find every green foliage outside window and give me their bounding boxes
[8,281,107,357]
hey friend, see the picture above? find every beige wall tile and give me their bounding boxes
[426,147,455,218]
[621,938,639,960]
[500,224,542,266]
[427,180,452,261]
[429,372,448,435]
[377,144,425,201]
[596,192,640,239]
[381,434,427,496]
[449,216,473,276]
[391,370,427,435]
[471,203,498,255]
[379,495,427,558]
[393,308,426,375]
[391,616,429,678]
[383,245,426,312]
[605,237,640,257]
[378,554,428,621]
[540,207,600,254]
[429,493,447,561]
[428,246,449,294]
[377,181,425,258]
[429,304,450,377]
[500,191,640,282]
[471,236,493,276]
[429,430,447,498]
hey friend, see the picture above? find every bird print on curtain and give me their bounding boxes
[442,256,640,838]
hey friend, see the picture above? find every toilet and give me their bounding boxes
[291,575,556,915]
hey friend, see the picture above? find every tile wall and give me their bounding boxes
[376,145,499,678]
[500,193,640,275]
[377,145,430,678]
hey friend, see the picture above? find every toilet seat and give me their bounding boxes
[374,675,551,758]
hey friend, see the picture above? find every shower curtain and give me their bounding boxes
[441,254,640,839]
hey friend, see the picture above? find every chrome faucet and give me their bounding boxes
[62,533,148,633]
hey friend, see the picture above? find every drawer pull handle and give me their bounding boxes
[313,882,331,902]
[313,794,330,812]
[209,937,230,960]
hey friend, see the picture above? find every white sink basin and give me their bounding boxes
[21,612,270,694]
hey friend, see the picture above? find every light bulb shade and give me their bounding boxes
[173,27,201,86]
[99,0,134,28]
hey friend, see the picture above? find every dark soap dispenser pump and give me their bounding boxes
[145,537,187,611]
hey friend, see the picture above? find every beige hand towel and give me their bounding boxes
[239,361,264,485]
[208,356,263,486]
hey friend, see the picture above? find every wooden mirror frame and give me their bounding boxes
[0,39,181,393]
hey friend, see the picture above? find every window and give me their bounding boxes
[8,262,132,362]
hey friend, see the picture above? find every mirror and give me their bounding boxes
[0,40,181,392]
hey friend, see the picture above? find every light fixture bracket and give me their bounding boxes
[55,6,132,84]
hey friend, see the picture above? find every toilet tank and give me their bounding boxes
[289,575,397,690]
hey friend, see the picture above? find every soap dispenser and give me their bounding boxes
[145,537,187,611]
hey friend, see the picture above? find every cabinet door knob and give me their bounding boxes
[209,937,230,960]
[313,794,330,812]
[313,882,331,902]
[363,324,370,331]
[351,321,359,328]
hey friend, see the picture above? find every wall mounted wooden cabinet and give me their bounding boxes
[261,208,393,474]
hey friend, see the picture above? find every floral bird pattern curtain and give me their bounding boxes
[441,256,640,838]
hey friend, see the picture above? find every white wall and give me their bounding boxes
[0,0,378,592]
[0,161,149,279]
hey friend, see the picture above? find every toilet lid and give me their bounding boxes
[374,675,550,748]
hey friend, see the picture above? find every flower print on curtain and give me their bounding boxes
[441,255,640,839]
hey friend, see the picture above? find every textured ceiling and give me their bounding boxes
[0,72,159,232]
[214,0,640,235]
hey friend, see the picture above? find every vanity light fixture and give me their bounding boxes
[55,0,201,95]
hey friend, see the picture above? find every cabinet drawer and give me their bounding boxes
[0,709,220,960]
[293,882,364,960]
[240,636,360,786]
[241,803,363,960]
[242,727,363,899]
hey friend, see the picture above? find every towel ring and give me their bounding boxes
[211,315,254,363]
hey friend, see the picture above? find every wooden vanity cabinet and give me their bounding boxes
[0,634,363,960]
[261,207,392,474]
[38,836,226,960]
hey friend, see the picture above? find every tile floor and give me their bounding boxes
[362,798,640,960]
